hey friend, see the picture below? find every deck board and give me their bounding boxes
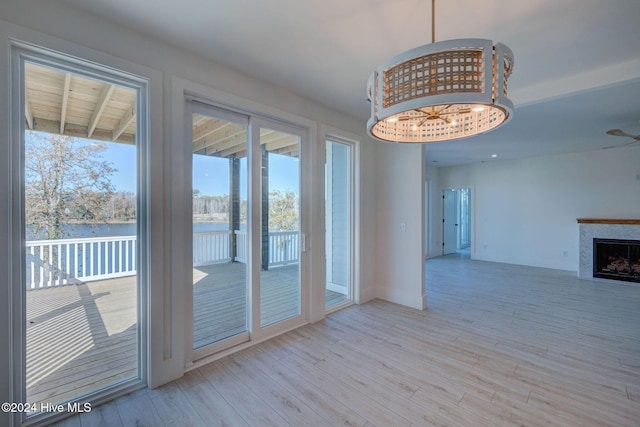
[26,262,343,407]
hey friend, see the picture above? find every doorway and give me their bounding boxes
[442,188,471,255]
[14,51,148,420]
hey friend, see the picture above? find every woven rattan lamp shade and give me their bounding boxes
[366,38,514,143]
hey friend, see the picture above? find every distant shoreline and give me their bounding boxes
[63,219,228,225]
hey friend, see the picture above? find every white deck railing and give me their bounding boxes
[26,235,137,289]
[235,230,248,264]
[193,231,232,266]
[26,230,299,289]
[268,231,299,266]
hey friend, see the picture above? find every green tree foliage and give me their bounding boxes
[269,189,298,231]
[25,132,116,239]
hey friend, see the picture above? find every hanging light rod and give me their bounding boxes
[366,0,515,143]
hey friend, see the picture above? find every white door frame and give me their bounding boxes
[8,40,152,426]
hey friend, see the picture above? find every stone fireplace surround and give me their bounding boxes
[578,219,640,281]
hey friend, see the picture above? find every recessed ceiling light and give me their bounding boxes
[491,154,498,158]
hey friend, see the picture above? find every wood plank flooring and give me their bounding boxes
[27,262,335,408]
[52,254,640,427]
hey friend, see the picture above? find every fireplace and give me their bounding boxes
[593,238,640,283]
[578,218,640,281]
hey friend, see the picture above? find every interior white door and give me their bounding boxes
[443,189,458,255]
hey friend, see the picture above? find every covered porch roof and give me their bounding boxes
[24,62,299,159]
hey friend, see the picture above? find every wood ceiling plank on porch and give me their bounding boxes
[230,149,248,159]
[26,83,63,123]
[59,74,71,134]
[112,104,136,142]
[24,62,138,144]
[197,129,246,154]
[87,84,116,138]
[62,74,103,129]
[274,144,299,158]
[192,117,229,144]
[25,95,34,130]
[193,118,248,155]
[203,132,248,157]
[192,114,209,128]
[264,134,299,152]
[217,141,248,158]
[30,117,135,145]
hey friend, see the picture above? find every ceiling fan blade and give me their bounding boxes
[602,140,639,150]
[607,129,640,140]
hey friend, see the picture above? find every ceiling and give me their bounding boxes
[59,0,640,165]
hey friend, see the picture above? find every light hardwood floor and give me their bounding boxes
[53,254,640,426]
[27,262,341,407]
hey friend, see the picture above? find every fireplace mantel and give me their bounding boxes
[577,218,640,225]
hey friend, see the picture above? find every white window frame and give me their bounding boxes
[321,126,361,309]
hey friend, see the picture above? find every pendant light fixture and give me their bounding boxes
[367,0,514,143]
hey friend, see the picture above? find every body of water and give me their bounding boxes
[27,222,231,240]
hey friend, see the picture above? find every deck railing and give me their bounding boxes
[193,231,232,266]
[232,230,298,266]
[234,230,248,264]
[26,230,299,289]
[26,236,137,289]
[268,231,299,266]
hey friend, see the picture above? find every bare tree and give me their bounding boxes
[25,132,116,240]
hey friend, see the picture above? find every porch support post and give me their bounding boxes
[230,156,240,262]
[261,146,270,271]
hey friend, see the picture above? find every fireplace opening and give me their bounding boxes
[593,238,640,283]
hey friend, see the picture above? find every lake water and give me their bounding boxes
[27,222,231,240]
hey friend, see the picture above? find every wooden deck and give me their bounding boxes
[27,262,343,407]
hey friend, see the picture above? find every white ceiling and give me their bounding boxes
[61,0,640,165]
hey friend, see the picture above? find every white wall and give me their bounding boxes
[372,142,426,310]
[438,146,640,271]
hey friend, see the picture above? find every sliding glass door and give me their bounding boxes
[188,102,249,357]
[256,124,302,328]
[186,105,306,360]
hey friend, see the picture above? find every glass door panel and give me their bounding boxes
[325,139,352,308]
[23,62,140,409]
[258,127,301,327]
[190,105,249,352]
